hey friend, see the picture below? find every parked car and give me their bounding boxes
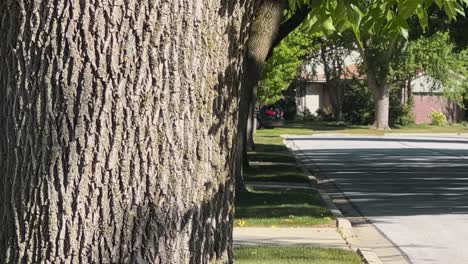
[257,103,285,129]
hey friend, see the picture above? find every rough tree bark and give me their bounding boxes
[0,1,254,263]
[235,0,286,191]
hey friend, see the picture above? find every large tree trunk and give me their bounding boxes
[0,1,253,263]
[235,0,286,190]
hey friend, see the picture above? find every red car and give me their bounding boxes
[257,104,285,129]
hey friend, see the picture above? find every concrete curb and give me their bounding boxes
[282,135,384,264]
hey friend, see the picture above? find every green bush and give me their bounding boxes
[390,95,415,126]
[316,106,334,121]
[342,81,374,125]
[339,81,416,127]
[429,111,448,126]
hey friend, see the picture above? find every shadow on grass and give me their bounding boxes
[245,165,307,183]
[235,188,332,226]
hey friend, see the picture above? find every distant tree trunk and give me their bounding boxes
[368,74,391,130]
[328,81,344,120]
[320,42,344,121]
[235,0,286,191]
[0,1,254,263]
[359,42,391,130]
[246,85,257,151]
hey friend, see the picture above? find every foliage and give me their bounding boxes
[316,106,334,121]
[341,80,416,126]
[396,99,416,126]
[408,6,468,51]
[288,0,467,128]
[390,32,468,105]
[430,110,448,125]
[288,0,467,43]
[389,89,416,126]
[258,26,320,105]
[342,80,374,125]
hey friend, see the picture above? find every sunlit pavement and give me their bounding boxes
[288,134,468,264]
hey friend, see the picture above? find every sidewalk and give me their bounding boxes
[233,227,349,249]
[234,182,351,250]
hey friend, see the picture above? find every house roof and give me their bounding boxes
[297,63,365,83]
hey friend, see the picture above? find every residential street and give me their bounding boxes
[288,134,468,264]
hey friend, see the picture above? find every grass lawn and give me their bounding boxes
[234,246,362,264]
[235,187,333,227]
[256,120,468,137]
[246,134,308,183]
[237,120,468,227]
[238,121,336,227]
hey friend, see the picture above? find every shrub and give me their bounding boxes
[316,106,334,121]
[342,81,374,125]
[390,97,415,127]
[429,110,448,126]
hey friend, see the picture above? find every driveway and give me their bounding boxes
[287,134,468,264]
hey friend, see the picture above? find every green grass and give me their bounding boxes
[238,121,334,227]
[245,164,308,183]
[234,246,362,264]
[263,120,468,136]
[388,122,468,133]
[246,132,307,182]
[235,188,333,227]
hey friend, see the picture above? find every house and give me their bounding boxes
[295,53,465,124]
[409,75,465,123]
[295,51,362,117]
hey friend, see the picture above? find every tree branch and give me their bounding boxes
[265,6,311,60]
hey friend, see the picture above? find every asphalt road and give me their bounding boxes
[288,134,468,264]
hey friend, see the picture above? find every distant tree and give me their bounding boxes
[391,31,468,105]
[236,1,312,191]
[258,26,320,105]
[290,0,467,129]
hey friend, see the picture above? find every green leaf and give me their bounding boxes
[322,17,336,31]
[398,0,420,19]
[400,26,409,39]
[416,7,428,30]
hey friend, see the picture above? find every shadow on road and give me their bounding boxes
[287,137,468,217]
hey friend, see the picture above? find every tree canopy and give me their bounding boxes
[259,26,320,105]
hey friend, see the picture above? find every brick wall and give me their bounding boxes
[412,94,465,124]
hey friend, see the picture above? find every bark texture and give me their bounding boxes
[0,1,253,263]
[368,73,390,130]
[360,43,391,130]
[235,0,286,189]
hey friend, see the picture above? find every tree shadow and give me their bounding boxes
[287,136,468,217]
[235,188,331,220]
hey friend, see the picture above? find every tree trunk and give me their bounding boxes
[246,86,257,151]
[368,77,391,130]
[235,0,286,191]
[360,43,390,131]
[0,1,254,263]
[327,81,344,120]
